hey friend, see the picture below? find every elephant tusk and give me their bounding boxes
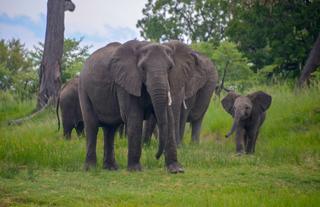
[183,100,187,109]
[168,91,172,106]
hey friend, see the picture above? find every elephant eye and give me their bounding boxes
[245,106,249,110]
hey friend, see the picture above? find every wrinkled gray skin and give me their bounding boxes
[178,54,218,144]
[79,40,190,173]
[221,91,272,154]
[56,76,84,139]
[143,52,218,145]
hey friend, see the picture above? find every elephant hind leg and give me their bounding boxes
[191,118,203,144]
[142,114,157,145]
[102,126,118,170]
[63,124,73,140]
[178,108,189,146]
[79,90,99,170]
[76,121,84,137]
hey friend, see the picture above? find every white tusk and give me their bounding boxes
[168,91,172,106]
[183,100,187,109]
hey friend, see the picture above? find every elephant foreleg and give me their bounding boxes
[126,105,144,171]
[252,129,260,153]
[165,107,184,173]
[103,126,118,170]
[235,128,246,154]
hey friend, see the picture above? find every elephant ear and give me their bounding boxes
[221,92,239,115]
[247,91,272,113]
[164,41,203,98]
[185,52,211,99]
[111,40,146,97]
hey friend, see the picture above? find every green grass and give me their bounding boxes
[0,84,319,206]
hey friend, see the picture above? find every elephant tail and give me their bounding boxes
[56,94,61,131]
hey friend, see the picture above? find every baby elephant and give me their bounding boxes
[56,76,84,139]
[221,91,272,154]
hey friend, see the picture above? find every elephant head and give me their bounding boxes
[111,40,175,159]
[221,91,272,138]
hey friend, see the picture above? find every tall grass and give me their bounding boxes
[0,83,319,206]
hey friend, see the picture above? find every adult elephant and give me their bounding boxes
[142,47,218,145]
[56,76,84,139]
[178,54,218,144]
[79,40,191,173]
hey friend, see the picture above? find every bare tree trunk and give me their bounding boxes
[297,33,320,88]
[37,0,75,109]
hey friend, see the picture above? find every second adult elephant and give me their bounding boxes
[79,40,192,173]
[178,53,218,144]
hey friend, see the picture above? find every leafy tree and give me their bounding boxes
[191,41,216,60]
[0,39,37,100]
[30,37,90,83]
[211,41,256,91]
[227,1,320,78]
[137,0,231,45]
[138,0,320,82]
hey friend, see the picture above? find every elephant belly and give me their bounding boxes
[88,84,122,125]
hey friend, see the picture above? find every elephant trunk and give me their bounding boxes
[151,90,169,159]
[147,75,170,159]
[225,114,240,138]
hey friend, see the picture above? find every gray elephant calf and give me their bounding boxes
[221,91,272,154]
[56,76,84,139]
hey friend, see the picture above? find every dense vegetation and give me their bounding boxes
[137,0,320,80]
[0,82,319,206]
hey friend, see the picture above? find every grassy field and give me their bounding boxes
[0,84,319,206]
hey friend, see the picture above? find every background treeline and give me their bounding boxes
[137,0,320,89]
[1,0,320,100]
[0,38,90,100]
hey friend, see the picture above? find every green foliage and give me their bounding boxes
[137,0,230,44]
[191,41,257,91]
[0,83,320,206]
[0,39,37,100]
[30,37,91,83]
[227,1,320,78]
[191,41,216,58]
[138,1,320,81]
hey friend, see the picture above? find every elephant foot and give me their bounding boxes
[83,161,97,171]
[166,162,184,174]
[127,163,142,172]
[191,140,200,145]
[103,161,118,171]
[236,151,244,156]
